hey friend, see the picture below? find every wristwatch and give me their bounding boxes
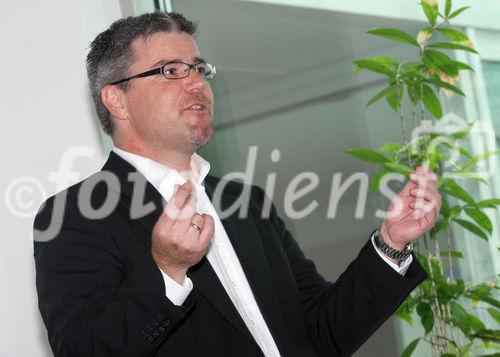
[373,228,413,261]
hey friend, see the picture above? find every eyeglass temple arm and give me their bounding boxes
[109,67,163,85]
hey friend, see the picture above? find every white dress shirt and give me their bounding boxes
[113,147,412,356]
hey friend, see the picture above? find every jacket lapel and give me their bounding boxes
[102,151,164,238]
[188,258,257,346]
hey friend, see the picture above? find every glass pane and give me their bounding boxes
[482,61,500,150]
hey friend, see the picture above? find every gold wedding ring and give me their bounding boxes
[190,222,201,231]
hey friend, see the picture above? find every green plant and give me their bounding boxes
[349,1,500,356]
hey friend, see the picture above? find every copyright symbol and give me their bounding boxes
[5,177,47,218]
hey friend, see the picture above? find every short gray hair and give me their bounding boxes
[86,12,198,136]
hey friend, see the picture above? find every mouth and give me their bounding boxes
[184,102,211,113]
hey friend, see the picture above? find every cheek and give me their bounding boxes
[205,85,214,101]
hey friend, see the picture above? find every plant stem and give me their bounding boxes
[446,222,455,282]
[396,67,413,167]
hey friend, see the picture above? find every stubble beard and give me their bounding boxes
[189,124,214,150]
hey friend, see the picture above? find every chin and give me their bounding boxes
[190,126,213,149]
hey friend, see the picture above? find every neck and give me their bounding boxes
[115,142,193,173]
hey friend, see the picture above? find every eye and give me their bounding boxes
[164,66,178,76]
[163,63,184,78]
[196,63,208,75]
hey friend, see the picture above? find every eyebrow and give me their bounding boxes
[149,56,207,69]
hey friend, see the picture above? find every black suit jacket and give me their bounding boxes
[34,151,426,357]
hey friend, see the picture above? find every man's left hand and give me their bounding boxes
[381,165,442,251]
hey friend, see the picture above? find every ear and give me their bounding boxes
[101,84,128,121]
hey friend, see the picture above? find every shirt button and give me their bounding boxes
[229,281,236,288]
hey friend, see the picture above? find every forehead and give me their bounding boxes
[130,31,201,67]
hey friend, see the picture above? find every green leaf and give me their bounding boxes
[454,218,489,241]
[461,150,500,171]
[428,42,478,54]
[422,1,438,26]
[384,162,413,176]
[450,301,471,334]
[459,343,474,356]
[476,295,500,309]
[346,148,390,164]
[353,59,395,76]
[401,338,420,357]
[440,178,475,204]
[417,302,434,334]
[370,168,390,192]
[423,49,459,76]
[386,85,402,112]
[438,28,469,42]
[450,301,486,335]
[450,122,475,139]
[449,206,462,218]
[379,142,402,153]
[426,78,465,96]
[441,140,474,160]
[469,315,487,333]
[464,207,493,235]
[367,28,419,47]
[435,219,450,233]
[487,308,500,324]
[472,329,500,343]
[449,6,471,19]
[468,283,500,308]
[371,56,399,69]
[440,251,464,259]
[402,61,423,76]
[444,172,489,185]
[441,196,450,216]
[474,199,500,209]
[452,60,474,71]
[445,0,452,17]
[366,85,396,107]
[437,280,465,305]
[407,83,421,105]
[396,298,417,325]
[423,85,443,119]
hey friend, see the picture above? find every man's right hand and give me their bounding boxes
[151,182,215,284]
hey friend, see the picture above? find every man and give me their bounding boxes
[34,12,440,357]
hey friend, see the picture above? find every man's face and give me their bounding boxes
[119,31,214,155]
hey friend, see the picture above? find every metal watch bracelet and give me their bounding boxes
[373,228,413,261]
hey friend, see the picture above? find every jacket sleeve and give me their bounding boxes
[33,194,195,357]
[254,185,427,356]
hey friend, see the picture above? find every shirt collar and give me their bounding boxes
[112,147,211,194]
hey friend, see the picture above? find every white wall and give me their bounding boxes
[0,1,121,355]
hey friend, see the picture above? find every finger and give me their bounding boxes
[399,178,418,197]
[163,182,194,221]
[410,171,438,188]
[188,213,204,234]
[174,192,198,229]
[197,214,215,250]
[410,173,439,195]
[409,188,435,201]
[420,210,436,228]
[409,198,438,212]
[409,191,441,212]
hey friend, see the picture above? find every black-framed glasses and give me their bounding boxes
[109,61,216,85]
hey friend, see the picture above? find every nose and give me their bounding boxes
[182,68,208,93]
